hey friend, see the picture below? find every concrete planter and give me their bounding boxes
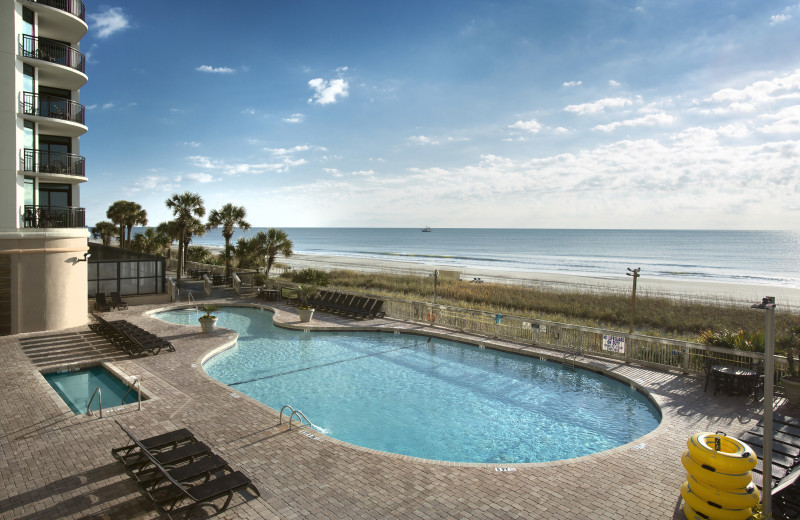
[199,316,218,333]
[298,308,315,323]
[782,376,800,405]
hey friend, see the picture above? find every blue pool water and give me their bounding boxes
[155,306,661,463]
[44,366,139,415]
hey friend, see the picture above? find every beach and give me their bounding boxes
[283,253,800,309]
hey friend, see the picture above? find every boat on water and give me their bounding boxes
[421,226,432,232]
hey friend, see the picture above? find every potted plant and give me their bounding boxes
[296,284,317,323]
[198,304,219,333]
[778,324,800,404]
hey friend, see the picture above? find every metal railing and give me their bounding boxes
[20,92,85,125]
[20,35,86,73]
[87,386,101,417]
[23,0,86,20]
[23,205,86,228]
[279,404,313,430]
[22,148,85,176]
[121,376,142,411]
[384,298,788,378]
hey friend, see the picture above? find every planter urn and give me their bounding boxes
[298,308,315,323]
[199,316,218,333]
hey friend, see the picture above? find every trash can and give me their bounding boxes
[495,313,502,324]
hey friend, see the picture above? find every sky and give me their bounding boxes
[79,0,800,230]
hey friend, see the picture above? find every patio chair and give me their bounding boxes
[110,292,128,310]
[95,293,112,312]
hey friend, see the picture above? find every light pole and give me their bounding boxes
[626,267,641,333]
[752,296,776,517]
[433,269,439,305]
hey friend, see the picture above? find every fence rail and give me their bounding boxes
[20,35,85,73]
[22,148,85,176]
[384,298,786,378]
[24,0,86,20]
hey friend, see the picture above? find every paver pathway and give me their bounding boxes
[0,299,791,519]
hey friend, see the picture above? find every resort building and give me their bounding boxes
[0,1,89,334]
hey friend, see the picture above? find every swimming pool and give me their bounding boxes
[155,306,660,463]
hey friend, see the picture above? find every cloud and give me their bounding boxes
[264,145,316,156]
[563,80,582,87]
[187,156,222,169]
[758,105,800,134]
[88,7,130,38]
[696,69,800,114]
[771,14,791,24]
[308,77,349,105]
[131,175,181,193]
[102,102,114,110]
[85,104,97,110]
[509,119,542,133]
[241,108,256,115]
[283,113,305,123]
[196,65,235,74]
[186,173,215,183]
[183,141,201,148]
[352,169,375,176]
[593,111,676,132]
[609,80,621,87]
[565,97,637,115]
[409,135,438,145]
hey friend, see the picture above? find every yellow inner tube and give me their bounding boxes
[680,481,752,520]
[687,433,757,474]
[686,473,760,510]
[681,450,753,491]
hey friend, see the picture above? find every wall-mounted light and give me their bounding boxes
[77,252,91,262]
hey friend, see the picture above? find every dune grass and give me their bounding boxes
[313,269,796,341]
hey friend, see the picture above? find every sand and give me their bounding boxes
[282,253,800,310]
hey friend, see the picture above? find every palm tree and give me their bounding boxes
[106,200,131,248]
[207,203,250,278]
[91,220,118,246]
[233,236,261,270]
[125,204,148,248]
[183,217,207,271]
[165,192,205,281]
[130,227,169,255]
[262,228,293,277]
[156,220,181,259]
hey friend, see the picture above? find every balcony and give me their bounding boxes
[23,205,86,229]
[23,0,86,20]
[19,35,87,90]
[23,149,86,178]
[21,0,88,42]
[20,92,87,137]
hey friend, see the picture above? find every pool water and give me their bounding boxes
[156,306,661,463]
[44,366,139,415]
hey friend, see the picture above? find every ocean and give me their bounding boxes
[171,228,800,289]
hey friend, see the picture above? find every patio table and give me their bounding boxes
[712,365,757,396]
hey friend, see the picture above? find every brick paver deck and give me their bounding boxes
[0,298,792,519]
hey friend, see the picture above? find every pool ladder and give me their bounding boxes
[562,345,582,367]
[87,377,142,418]
[279,404,313,430]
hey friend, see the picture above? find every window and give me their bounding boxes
[24,178,34,206]
[22,8,33,37]
[38,183,70,207]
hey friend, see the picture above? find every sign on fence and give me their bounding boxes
[602,335,626,353]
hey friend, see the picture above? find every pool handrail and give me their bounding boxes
[87,386,102,418]
[121,376,142,410]
[279,404,313,430]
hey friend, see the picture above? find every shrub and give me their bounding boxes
[291,268,330,286]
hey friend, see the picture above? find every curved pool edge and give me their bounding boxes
[147,302,669,469]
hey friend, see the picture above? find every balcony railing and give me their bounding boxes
[22,0,86,20]
[23,148,86,177]
[23,205,86,228]
[20,92,85,125]
[20,35,85,74]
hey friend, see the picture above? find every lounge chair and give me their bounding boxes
[112,421,211,473]
[95,292,112,312]
[110,291,128,310]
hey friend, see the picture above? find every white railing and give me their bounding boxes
[166,276,177,302]
[232,272,241,296]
